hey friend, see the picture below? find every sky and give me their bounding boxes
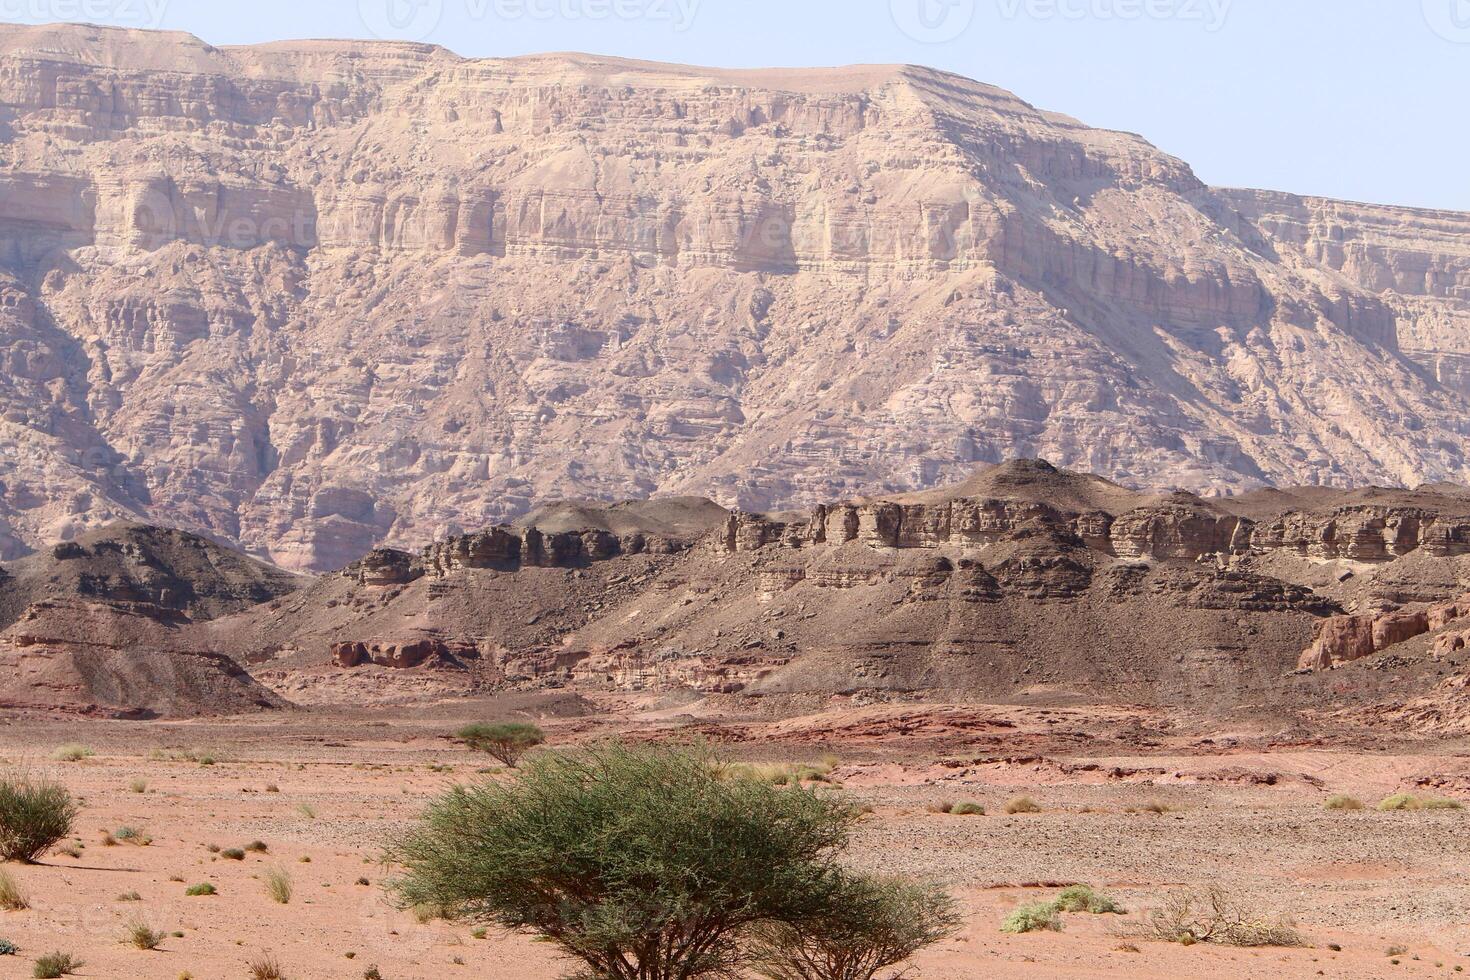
[3,0,1467,210]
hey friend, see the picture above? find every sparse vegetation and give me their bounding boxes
[123,917,166,950]
[1000,902,1062,934]
[245,840,269,853]
[1052,885,1125,915]
[114,826,150,845]
[49,746,91,764]
[1004,796,1041,815]
[722,760,839,787]
[1137,885,1305,947]
[1325,795,1364,811]
[247,954,285,979]
[950,802,985,816]
[1127,801,1176,815]
[454,722,546,768]
[264,866,293,905]
[0,870,29,911]
[0,938,14,955]
[127,778,147,794]
[116,892,142,902]
[750,874,959,980]
[221,848,246,861]
[388,742,864,979]
[185,882,217,897]
[0,773,79,863]
[31,952,81,978]
[296,804,316,820]
[1378,794,1465,811]
[926,801,954,814]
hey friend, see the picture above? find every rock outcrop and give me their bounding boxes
[3,26,1470,570]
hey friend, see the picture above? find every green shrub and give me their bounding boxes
[950,802,985,816]
[31,952,80,978]
[1324,795,1364,811]
[0,774,78,862]
[1053,885,1124,915]
[388,742,858,979]
[1000,902,1062,934]
[0,937,15,954]
[49,747,91,764]
[454,723,546,768]
[750,874,958,980]
[185,883,216,897]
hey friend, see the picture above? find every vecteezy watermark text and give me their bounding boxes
[359,0,700,42]
[1423,0,1470,42]
[0,0,168,27]
[997,0,1231,31]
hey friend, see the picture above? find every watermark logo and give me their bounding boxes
[359,0,701,41]
[1424,0,1470,43]
[359,0,446,41]
[996,0,1231,32]
[890,0,977,43]
[0,0,169,28]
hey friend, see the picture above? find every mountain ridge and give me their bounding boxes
[1,23,1468,570]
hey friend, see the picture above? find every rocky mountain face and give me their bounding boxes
[170,461,1470,718]
[2,25,1469,571]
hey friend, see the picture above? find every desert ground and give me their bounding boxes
[0,696,1463,979]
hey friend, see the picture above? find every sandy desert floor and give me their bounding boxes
[0,701,1465,979]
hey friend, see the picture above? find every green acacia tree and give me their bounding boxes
[386,742,858,979]
[455,722,546,767]
[749,874,959,980]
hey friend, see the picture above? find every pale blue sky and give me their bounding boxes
[5,0,1467,210]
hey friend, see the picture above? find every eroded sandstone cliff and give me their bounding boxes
[3,26,1470,570]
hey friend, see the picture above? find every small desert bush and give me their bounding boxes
[127,779,147,794]
[49,747,91,764]
[264,866,292,904]
[454,722,546,768]
[926,801,954,814]
[1325,795,1364,811]
[31,952,81,978]
[749,874,959,980]
[1000,902,1062,934]
[1138,885,1305,947]
[123,918,165,950]
[1127,801,1176,815]
[0,937,15,955]
[1053,885,1124,915]
[0,774,78,862]
[296,804,316,820]
[1004,796,1041,815]
[221,848,246,861]
[245,840,269,853]
[0,870,27,911]
[116,892,141,902]
[114,826,150,845]
[247,955,285,980]
[1378,793,1464,811]
[950,802,985,816]
[185,882,216,897]
[722,760,839,787]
